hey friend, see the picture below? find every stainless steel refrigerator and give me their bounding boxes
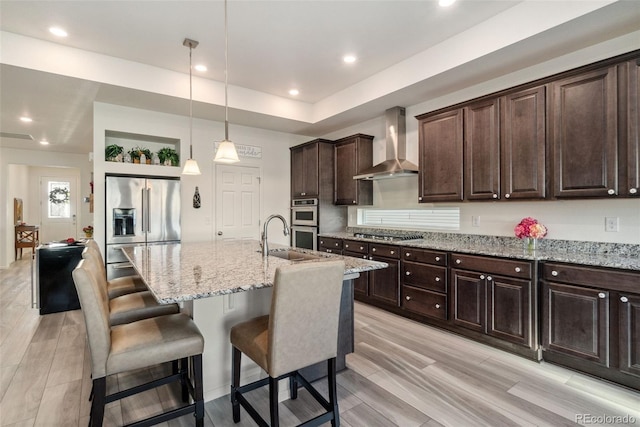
[105,175,180,279]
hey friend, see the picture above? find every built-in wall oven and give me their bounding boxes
[291,198,318,250]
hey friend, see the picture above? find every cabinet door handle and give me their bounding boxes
[360,246,364,250]
[353,200,356,204]
[406,252,411,257]
[345,244,349,248]
[320,240,324,245]
[492,193,498,199]
[515,267,521,273]
[505,193,511,199]
[630,188,638,194]
[607,189,615,195]
[435,304,441,309]
[327,249,332,253]
[455,259,461,264]
[301,192,306,196]
[620,296,629,303]
[362,255,367,259]
[551,270,559,276]
[487,276,492,281]
[405,295,411,301]
[480,275,486,280]
[435,256,440,261]
[406,271,411,276]
[435,277,441,282]
[369,256,373,260]
[372,248,376,252]
[390,250,395,255]
[335,242,339,247]
[418,196,423,201]
[598,292,606,299]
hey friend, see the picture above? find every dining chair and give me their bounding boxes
[72,259,205,427]
[230,260,345,427]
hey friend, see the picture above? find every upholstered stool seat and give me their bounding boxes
[230,260,345,427]
[109,290,180,326]
[72,260,205,427]
[82,242,147,298]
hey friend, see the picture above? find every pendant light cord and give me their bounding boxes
[224,0,229,141]
[189,44,194,159]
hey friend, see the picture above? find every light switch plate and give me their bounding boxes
[605,217,619,232]
[472,216,480,227]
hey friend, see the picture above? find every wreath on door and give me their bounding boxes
[49,187,70,204]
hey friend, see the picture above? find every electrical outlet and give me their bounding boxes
[472,216,480,227]
[605,217,619,232]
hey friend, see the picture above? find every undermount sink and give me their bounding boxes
[268,249,320,261]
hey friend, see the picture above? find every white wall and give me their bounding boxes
[322,36,640,245]
[0,148,92,268]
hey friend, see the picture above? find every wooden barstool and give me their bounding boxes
[230,260,345,427]
[72,260,205,427]
[15,224,39,260]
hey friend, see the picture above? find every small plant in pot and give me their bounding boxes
[157,147,180,166]
[105,144,123,162]
[141,148,153,164]
[129,146,152,164]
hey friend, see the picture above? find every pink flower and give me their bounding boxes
[514,217,547,239]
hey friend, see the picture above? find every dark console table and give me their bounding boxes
[36,243,84,315]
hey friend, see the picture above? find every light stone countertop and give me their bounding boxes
[122,240,388,304]
[321,232,640,271]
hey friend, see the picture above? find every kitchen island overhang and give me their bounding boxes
[122,240,387,401]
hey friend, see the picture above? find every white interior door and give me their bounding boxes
[215,165,261,241]
[40,176,79,242]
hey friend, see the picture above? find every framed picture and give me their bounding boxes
[14,198,23,225]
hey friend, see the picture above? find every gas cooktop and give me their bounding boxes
[353,233,423,241]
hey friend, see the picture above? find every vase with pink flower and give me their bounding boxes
[514,217,547,252]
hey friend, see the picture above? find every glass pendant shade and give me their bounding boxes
[182,158,201,175]
[215,139,240,163]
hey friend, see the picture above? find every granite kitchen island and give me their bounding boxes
[123,240,387,401]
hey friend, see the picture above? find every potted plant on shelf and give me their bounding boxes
[129,146,152,164]
[141,148,153,164]
[157,147,180,166]
[105,144,124,162]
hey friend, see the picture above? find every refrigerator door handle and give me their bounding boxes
[141,188,146,232]
[146,188,151,234]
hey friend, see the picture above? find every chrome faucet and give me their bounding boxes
[261,214,290,257]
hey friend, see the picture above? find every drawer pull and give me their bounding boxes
[630,188,638,194]
[435,277,440,282]
[435,304,441,309]
[621,296,629,303]
[455,259,461,264]
[362,255,367,259]
[369,256,373,260]
[353,200,357,204]
[335,242,339,247]
[390,250,395,255]
[551,270,559,277]
[406,271,411,276]
[372,248,376,252]
[405,296,411,301]
[480,274,486,280]
[598,292,606,299]
[320,240,324,245]
[301,192,306,196]
[435,256,440,261]
[406,252,411,257]
[345,244,349,248]
[515,267,521,273]
[360,246,364,250]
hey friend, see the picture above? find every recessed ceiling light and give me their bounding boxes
[49,27,68,37]
[194,64,207,72]
[439,0,456,7]
[289,89,299,96]
[20,116,33,123]
[40,139,50,145]
[343,55,357,64]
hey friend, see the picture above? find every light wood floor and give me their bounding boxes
[1,258,638,426]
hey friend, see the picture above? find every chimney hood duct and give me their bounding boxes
[353,107,419,180]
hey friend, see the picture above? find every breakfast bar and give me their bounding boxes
[122,239,387,401]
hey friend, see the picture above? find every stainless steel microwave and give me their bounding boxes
[291,198,318,226]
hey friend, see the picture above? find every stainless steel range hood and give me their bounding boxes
[353,107,418,180]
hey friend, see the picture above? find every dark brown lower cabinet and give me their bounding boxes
[542,282,610,366]
[451,269,486,333]
[488,276,532,347]
[369,255,400,307]
[541,262,640,390]
[619,293,640,377]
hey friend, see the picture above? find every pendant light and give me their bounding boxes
[214,0,240,163]
[182,38,202,175]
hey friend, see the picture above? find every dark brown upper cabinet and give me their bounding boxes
[416,109,464,202]
[550,65,618,198]
[291,141,321,199]
[500,86,546,200]
[623,59,640,197]
[464,98,500,200]
[334,134,373,205]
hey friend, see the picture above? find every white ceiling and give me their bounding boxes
[1,0,639,154]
